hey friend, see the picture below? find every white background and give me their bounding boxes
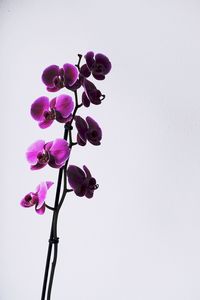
[1,0,200,299]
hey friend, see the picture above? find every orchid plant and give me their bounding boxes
[20,51,111,299]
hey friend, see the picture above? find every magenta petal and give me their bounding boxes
[35,203,45,215]
[31,96,49,121]
[39,119,54,129]
[26,140,45,164]
[20,193,35,208]
[42,65,60,88]
[47,86,61,92]
[36,182,48,209]
[31,162,47,170]
[48,157,64,168]
[35,181,53,208]
[48,138,70,164]
[63,63,78,86]
[21,193,38,207]
[46,181,54,189]
[44,141,53,151]
[50,97,57,109]
[55,94,74,118]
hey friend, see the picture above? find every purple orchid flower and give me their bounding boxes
[75,116,102,146]
[20,181,53,215]
[26,139,70,170]
[31,95,74,128]
[67,165,98,198]
[80,51,112,80]
[82,79,105,107]
[42,63,79,92]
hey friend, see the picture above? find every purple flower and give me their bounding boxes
[67,165,98,198]
[82,79,105,107]
[75,116,102,146]
[26,139,70,170]
[20,181,53,215]
[42,63,79,92]
[31,95,74,128]
[80,51,112,80]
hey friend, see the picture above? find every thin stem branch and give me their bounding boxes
[45,204,55,211]
[75,54,82,70]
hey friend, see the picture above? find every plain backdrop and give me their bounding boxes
[1,0,200,299]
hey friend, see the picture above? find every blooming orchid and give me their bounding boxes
[80,51,112,80]
[75,116,102,146]
[67,165,98,198]
[42,63,79,92]
[31,95,74,128]
[20,181,53,215]
[26,139,70,170]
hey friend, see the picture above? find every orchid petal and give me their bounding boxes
[80,64,91,77]
[35,203,45,215]
[30,162,47,170]
[42,65,60,88]
[36,182,48,209]
[92,73,105,80]
[26,140,45,164]
[77,134,87,146]
[75,116,88,142]
[63,63,78,86]
[85,51,95,69]
[39,119,54,129]
[82,92,90,107]
[31,96,49,121]
[55,94,74,118]
[50,97,57,109]
[48,138,70,165]
[67,165,86,190]
[83,165,92,178]
[95,53,112,74]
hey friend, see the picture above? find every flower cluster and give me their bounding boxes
[21,51,111,215]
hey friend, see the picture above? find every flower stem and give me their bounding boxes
[41,90,82,300]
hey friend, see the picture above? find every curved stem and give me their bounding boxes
[47,240,59,300]
[41,167,64,300]
[44,90,82,300]
[45,204,55,211]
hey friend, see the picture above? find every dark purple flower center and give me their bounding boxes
[37,151,49,164]
[25,194,32,202]
[44,109,56,121]
[54,75,64,89]
[24,194,36,206]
